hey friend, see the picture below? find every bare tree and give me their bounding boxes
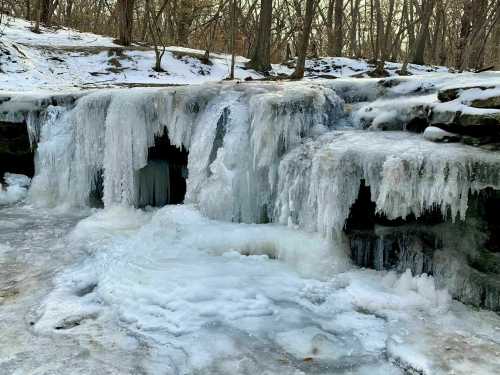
[145,0,170,72]
[229,0,236,79]
[326,0,334,55]
[5,0,499,72]
[248,0,272,73]
[494,0,500,69]
[333,0,343,56]
[291,0,316,79]
[117,0,135,45]
[32,0,55,32]
[413,0,435,65]
[455,0,473,69]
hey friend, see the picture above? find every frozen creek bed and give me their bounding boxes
[1,203,500,375]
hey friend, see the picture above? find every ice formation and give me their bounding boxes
[0,173,31,205]
[8,80,496,236]
[2,77,500,374]
[275,130,500,237]
[24,83,342,220]
[27,204,500,374]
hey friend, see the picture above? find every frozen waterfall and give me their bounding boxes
[25,83,343,223]
[6,81,500,237]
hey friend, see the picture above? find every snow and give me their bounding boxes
[0,16,469,92]
[432,99,500,116]
[423,126,459,142]
[272,56,450,78]
[457,87,500,103]
[1,17,118,47]
[352,94,434,130]
[0,16,261,91]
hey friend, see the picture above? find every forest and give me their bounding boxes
[4,0,500,74]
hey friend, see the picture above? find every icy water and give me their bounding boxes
[0,204,151,374]
[1,203,500,375]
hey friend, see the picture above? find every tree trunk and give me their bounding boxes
[405,0,415,54]
[455,0,472,69]
[333,0,343,56]
[494,2,500,70]
[350,0,360,57]
[412,0,435,65]
[470,0,488,70]
[381,0,395,61]
[25,0,31,20]
[176,0,193,46]
[229,0,236,79]
[431,4,444,64]
[33,0,53,30]
[65,0,74,25]
[291,0,316,79]
[118,0,135,46]
[248,0,273,73]
[326,0,334,55]
[373,0,383,61]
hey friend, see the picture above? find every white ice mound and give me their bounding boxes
[36,205,472,374]
[0,173,31,205]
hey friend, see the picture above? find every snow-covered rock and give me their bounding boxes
[423,126,461,142]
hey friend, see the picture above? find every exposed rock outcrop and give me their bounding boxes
[428,85,500,146]
[346,183,500,312]
[471,95,500,109]
[437,85,495,102]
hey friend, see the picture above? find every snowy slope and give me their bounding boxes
[0,17,261,90]
[1,16,453,91]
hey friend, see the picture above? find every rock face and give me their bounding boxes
[429,85,500,147]
[0,121,34,181]
[458,111,500,129]
[471,95,500,109]
[437,85,495,102]
[430,109,500,136]
[346,183,500,312]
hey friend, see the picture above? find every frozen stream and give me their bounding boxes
[0,204,152,374]
[1,202,500,374]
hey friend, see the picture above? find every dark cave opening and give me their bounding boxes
[136,129,189,207]
[344,180,500,310]
[344,180,445,273]
[87,130,188,208]
[0,121,35,182]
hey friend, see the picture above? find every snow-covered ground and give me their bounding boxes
[1,16,452,91]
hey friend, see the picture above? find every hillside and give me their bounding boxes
[1,16,450,91]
